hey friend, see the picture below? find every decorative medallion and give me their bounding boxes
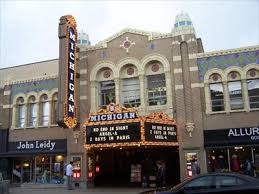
[30,96,36,102]
[249,69,256,77]
[120,37,135,53]
[230,72,237,79]
[151,63,160,72]
[127,67,134,75]
[212,74,219,82]
[103,70,111,78]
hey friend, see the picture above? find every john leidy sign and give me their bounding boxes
[8,139,67,153]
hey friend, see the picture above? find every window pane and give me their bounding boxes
[228,81,243,110]
[247,79,259,109]
[215,176,246,188]
[147,74,167,106]
[185,176,214,190]
[29,103,37,127]
[122,78,140,108]
[210,83,224,111]
[99,81,115,107]
[18,104,25,127]
[42,102,50,126]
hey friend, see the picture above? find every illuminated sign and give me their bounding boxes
[145,122,177,142]
[86,123,141,144]
[59,15,77,128]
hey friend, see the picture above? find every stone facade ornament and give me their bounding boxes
[120,37,135,53]
[186,122,195,137]
[73,130,80,143]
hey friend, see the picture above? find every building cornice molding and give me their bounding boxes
[82,28,188,52]
[5,74,58,86]
[197,45,259,58]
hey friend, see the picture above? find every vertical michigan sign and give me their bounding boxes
[57,15,77,128]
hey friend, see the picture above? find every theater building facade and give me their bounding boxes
[0,13,259,187]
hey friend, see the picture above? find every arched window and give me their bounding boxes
[16,97,25,128]
[146,61,166,106]
[51,93,58,125]
[209,73,224,112]
[227,71,243,110]
[97,68,115,107]
[39,94,50,126]
[122,77,140,107]
[28,96,37,127]
[120,64,140,108]
[246,69,259,109]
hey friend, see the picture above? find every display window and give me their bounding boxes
[207,147,258,177]
[35,155,65,184]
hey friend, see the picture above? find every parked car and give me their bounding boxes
[139,173,259,194]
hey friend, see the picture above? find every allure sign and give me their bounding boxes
[228,127,259,141]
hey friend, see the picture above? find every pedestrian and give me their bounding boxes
[244,159,255,177]
[191,159,200,176]
[66,161,73,190]
[156,161,166,188]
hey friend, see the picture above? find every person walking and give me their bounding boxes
[66,161,73,190]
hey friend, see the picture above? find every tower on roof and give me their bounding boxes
[172,11,195,36]
[78,30,91,46]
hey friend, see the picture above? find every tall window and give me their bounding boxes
[17,97,25,128]
[28,96,37,127]
[247,79,259,109]
[122,78,140,108]
[147,74,167,106]
[210,83,225,112]
[40,94,50,126]
[99,80,115,107]
[228,81,243,110]
[51,93,58,125]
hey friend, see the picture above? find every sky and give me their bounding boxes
[0,0,259,68]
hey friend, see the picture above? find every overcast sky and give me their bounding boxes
[0,0,259,68]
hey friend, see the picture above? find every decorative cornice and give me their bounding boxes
[197,45,259,58]
[83,28,184,52]
[5,74,58,86]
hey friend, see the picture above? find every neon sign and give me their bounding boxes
[63,16,77,128]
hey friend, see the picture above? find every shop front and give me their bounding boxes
[5,139,67,184]
[84,104,179,187]
[204,127,259,176]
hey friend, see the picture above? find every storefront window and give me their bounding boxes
[228,81,243,110]
[35,155,50,183]
[35,155,65,184]
[206,149,229,173]
[185,152,199,177]
[209,83,224,111]
[122,78,140,108]
[50,155,65,184]
[247,79,259,109]
[253,148,259,177]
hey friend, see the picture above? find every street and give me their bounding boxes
[9,187,148,194]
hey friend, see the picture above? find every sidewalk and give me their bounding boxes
[10,187,149,194]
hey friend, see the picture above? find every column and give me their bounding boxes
[90,81,97,112]
[242,79,249,112]
[223,82,230,112]
[165,72,173,111]
[139,74,146,107]
[204,83,212,113]
[115,78,120,104]
[36,101,40,127]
